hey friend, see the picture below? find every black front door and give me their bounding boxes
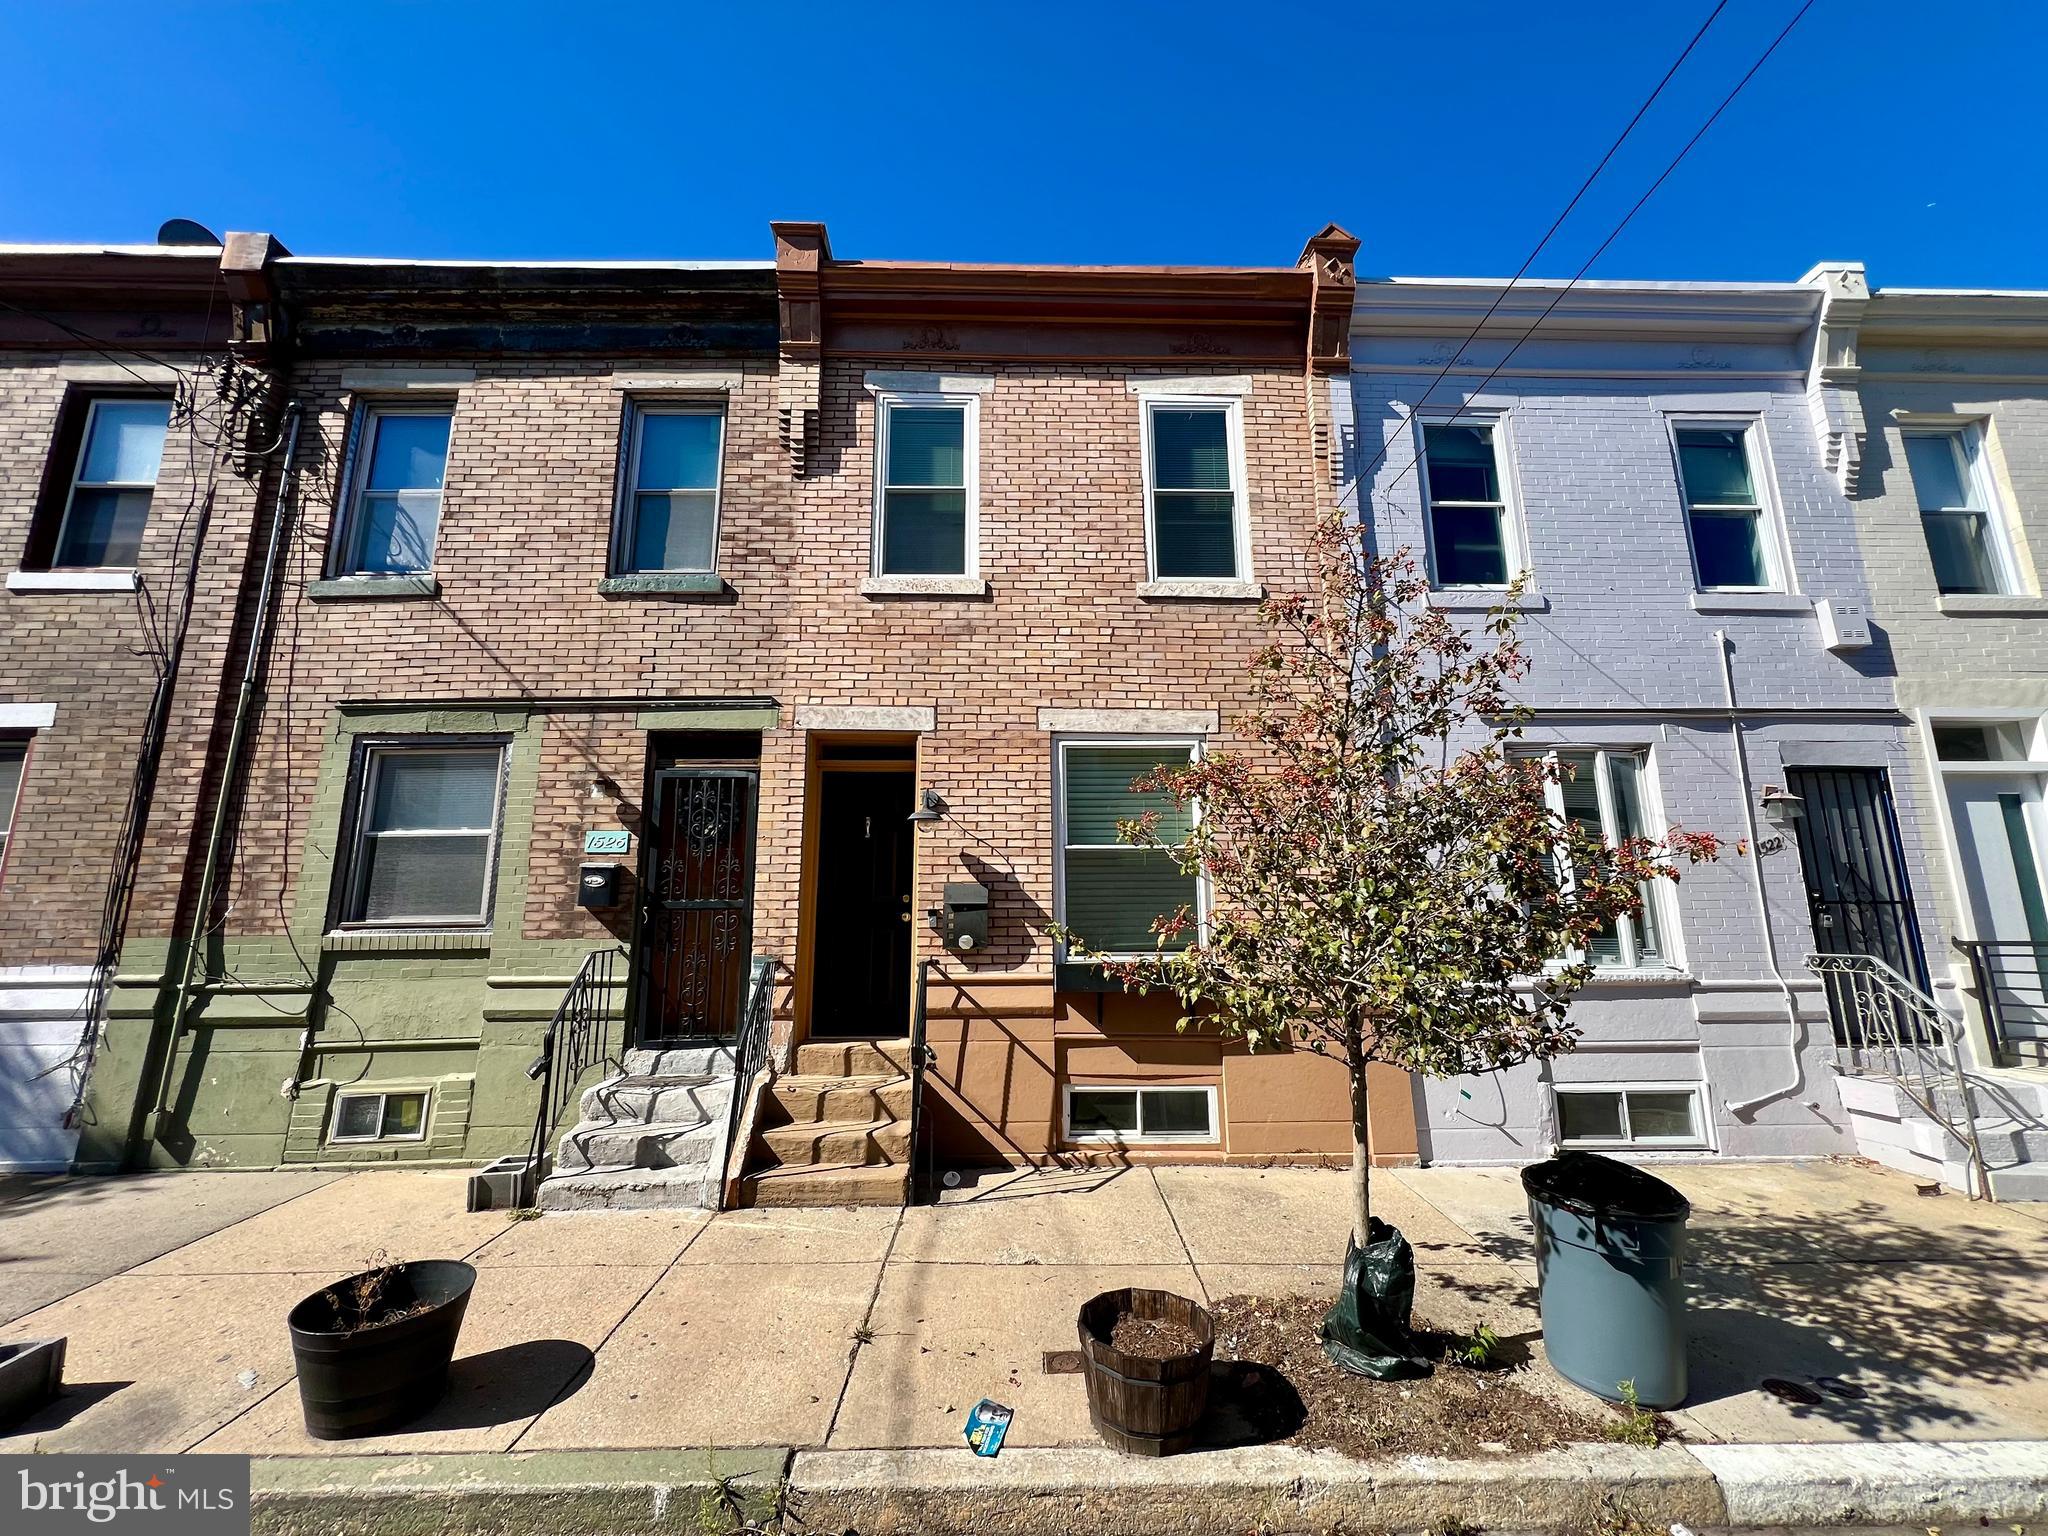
[811,769,914,1036]
[1788,766,1930,1044]
[638,767,758,1042]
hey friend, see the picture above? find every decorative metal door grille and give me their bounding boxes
[638,768,758,1041]
[1789,766,1930,1045]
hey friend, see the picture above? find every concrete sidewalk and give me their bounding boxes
[3,1157,2046,1464]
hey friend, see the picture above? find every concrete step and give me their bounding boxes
[739,1159,910,1208]
[793,1039,912,1078]
[538,1164,722,1211]
[767,1073,911,1125]
[622,1044,738,1078]
[1987,1162,2048,1201]
[579,1074,731,1128]
[555,1117,721,1174]
[757,1117,908,1169]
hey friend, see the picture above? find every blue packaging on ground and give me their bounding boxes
[963,1398,1014,1456]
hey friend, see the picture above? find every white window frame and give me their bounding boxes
[872,389,979,579]
[613,398,727,576]
[338,741,507,930]
[1139,395,1251,583]
[1667,415,1791,595]
[1553,1082,1712,1151]
[1525,745,1676,971]
[1052,735,1205,961]
[0,734,28,886]
[1901,423,2023,597]
[328,1087,432,1144]
[1416,412,1524,590]
[332,400,456,577]
[1062,1083,1220,1146]
[53,396,172,570]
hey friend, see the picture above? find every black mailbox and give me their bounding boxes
[577,863,623,909]
[940,880,989,954]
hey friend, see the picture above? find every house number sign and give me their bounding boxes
[583,829,632,855]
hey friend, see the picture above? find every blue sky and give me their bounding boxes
[2,1,2042,288]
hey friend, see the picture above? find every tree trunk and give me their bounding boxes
[1346,1021,1373,1247]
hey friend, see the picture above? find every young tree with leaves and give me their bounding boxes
[1056,519,1721,1248]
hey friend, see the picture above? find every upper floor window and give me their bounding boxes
[1420,422,1513,587]
[1056,740,1200,957]
[1534,747,1668,969]
[1674,423,1778,592]
[1904,429,2016,596]
[0,736,25,878]
[1144,400,1247,581]
[874,393,974,577]
[334,404,453,576]
[337,742,505,927]
[54,398,171,568]
[618,403,724,574]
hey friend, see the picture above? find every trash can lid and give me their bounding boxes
[1520,1150,1690,1221]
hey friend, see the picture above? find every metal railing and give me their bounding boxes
[910,959,939,1202]
[726,955,778,1157]
[1808,951,1991,1200]
[1956,938,2048,1065]
[525,946,625,1181]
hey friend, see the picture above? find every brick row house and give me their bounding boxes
[2,227,2043,1200]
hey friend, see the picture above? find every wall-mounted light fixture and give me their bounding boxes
[1760,785,1805,830]
[907,788,946,827]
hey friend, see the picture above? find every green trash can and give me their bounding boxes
[1521,1150,1690,1409]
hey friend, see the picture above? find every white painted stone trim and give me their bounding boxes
[795,705,936,733]
[860,575,989,598]
[1427,589,1548,612]
[340,367,476,391]
[58,359,184,384]
[1038,707,1219,734]
[1937,594,2048,617]
[1687,591,1814,614]
[1136,579,1263,601]
[609,369,744,393]
[7,570,139,593]
[862,370,994,396]
[0,702,57,728]
[1126,375,1255,398]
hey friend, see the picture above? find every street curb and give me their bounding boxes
[783,1444,1724,1535]
[1688,1441,2048,1526]
[249,1448,790,1536]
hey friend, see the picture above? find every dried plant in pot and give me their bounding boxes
[287,1257,476,1439]
[1077,1287,1215,1456]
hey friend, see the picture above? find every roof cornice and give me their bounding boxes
[1861,288,2048,347]
[1351,276,1820,340]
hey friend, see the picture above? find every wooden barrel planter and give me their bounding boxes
[1076,1287,1214,1457]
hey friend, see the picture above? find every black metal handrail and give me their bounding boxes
[910,958,938,1202]
[1957,938,2048,1063]
[725,955,777,1157]
[526,946,625,1180]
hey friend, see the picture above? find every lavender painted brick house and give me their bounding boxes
[1339,275,1949,1168]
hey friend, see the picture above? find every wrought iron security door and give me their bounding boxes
[638,767,758,1041]
[1788,766,1930,1045]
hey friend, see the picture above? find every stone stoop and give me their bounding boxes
[537,1044,739,1211]
[738,1038,914,1208]
[1836,1069,2048,1200]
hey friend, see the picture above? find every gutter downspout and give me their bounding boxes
[142,401,304,1144]
[1712,627,1808,1118]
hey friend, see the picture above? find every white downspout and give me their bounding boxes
[1713,628,1808,1117]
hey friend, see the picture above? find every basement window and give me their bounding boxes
[330,1089,429,1143]
[1554,1084,1706,1149]
[1064,1084,1217,1144]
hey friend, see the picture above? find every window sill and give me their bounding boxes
[308,575,441,601]
[1582,967,1696,988]
[1937,593,2048,617]
[321,929,492,955]
[1137,579,1264,601]
[7,569,139,593]
[1427,588,1548,613]
[599,572,730,597]
[860,574,989,598]
[1687,591,1813,615]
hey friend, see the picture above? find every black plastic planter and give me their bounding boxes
[287,1260,476,1439]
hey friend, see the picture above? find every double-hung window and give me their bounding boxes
[618,403,724,575]
[874,393,974,577]
[54,398,172,568]
[335,404,453,576]
[339,743,505,927]
[0,737,25,880]
[1144,399,1247,581]
[1533,748,1667,968]
[1904,429,2014,596]
[1056,741,1200,956]
[1674,424,1777,591]
[1420,421,1512,587]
